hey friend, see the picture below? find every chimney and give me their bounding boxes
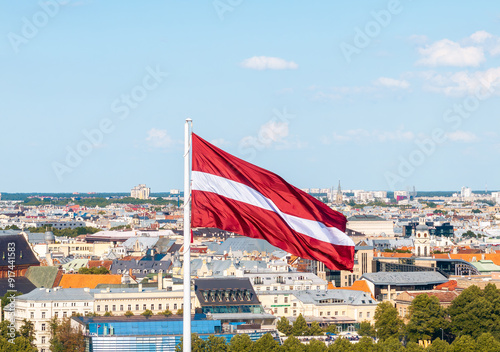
[138,283,142,292]
[158,272,163,290]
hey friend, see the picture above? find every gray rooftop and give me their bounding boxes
[361,271,448,286]
[17,287,94,301]
[215,237,281,255]
[293,289,376,306]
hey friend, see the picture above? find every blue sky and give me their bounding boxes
[1,0,499,193]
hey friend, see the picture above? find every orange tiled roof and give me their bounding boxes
[484,253,500,266]
[406,290,459,303]
[435,280,457,291]
[87,260,113,270]
[58,274,122,289]
[329,280,374,298]
[433,254,451,259]
[378,252,413,258]
[121,256,144,261]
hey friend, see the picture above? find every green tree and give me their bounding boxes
[449,335,477,352]
[374,302,404,341]
[307,321,323,336]
[305,339,327,352]
[353,336,377,352]
[175,333,206,352]
[281,336,305,352]
[49,317,85,352]
[406,294,448,342]
[405,341,426,352]
[427,338,450,352]
[78,266,110,274]
[18,319,35,345]
[377,336,404,352]
[205,335,228,351]
[291,314,308,336]
[476,332,500,352]
[357,321,376,338]
[176,308,183,315]
[103,311,113,316]
[141,309,153,317]
[324,324,338,334]
[250,333,280,352]
[328,337,354,352]
[229,333,253,352]
[277,316,293,336]
[448,285,495,339]
[158,309,173,316]
[124,310,134,317]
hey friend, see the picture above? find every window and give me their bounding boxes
[136,304,139,310]
[97,305,101,312]
[42,312,46,319]
[105,305,109,312]
[284,297,288,303]
[293,303,297,307]
[41,336,46,344]
[335,311,338,316]
[342,311,346,315]
[128,305,131,311]
[274,297,278,304]
[320,312,323,316]
[359,312,363,318]
[158,304,162,310]
[284,308,288,314]
[151,304,154,310]
[174,304,178,310]
[112,305,116,311]
[327,311,331,316]
[41,324,46,331]
[367,312,370,318]
[120,305,123,311]
[54,303,58,307]
[293,310,297,316]
[63,312,67,317]
[143,304,147,310]
[54,312,58,318]
[30,312,34,319]
[30,303,34,307]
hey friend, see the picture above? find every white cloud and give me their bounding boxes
[375,77,410,89]
[422,67,500,96]
[417,39,485,67]
[324,128,415,144]
[408,34,428,45]
[446,130,478,143]
[210,138,231,148]
[469,30,493,44]
[146,128,176,148]
[240,56,298,70]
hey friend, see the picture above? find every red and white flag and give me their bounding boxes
[191,133,355,271]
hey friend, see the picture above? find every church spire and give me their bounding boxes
[336,180,343,204]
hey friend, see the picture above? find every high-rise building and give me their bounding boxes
[131,184,150,199]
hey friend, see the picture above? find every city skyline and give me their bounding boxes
[1,1,500,193]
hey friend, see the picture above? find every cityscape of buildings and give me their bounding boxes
[1,185,499,350]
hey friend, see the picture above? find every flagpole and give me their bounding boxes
[183,118,192,352]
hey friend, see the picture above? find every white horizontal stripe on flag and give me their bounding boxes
[192,171,354,247]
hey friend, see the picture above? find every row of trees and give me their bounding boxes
[175,332,500,352]
[369,283,500,343]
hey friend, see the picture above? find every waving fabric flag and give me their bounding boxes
[190,133,355,271]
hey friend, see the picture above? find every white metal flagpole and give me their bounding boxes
[183,118,192,352]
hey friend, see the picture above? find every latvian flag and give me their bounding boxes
[191,133,355,271]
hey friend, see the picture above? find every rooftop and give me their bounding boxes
[361,271,448,286]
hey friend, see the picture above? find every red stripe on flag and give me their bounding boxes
[192,133,346,230]
[192,190,354,271]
